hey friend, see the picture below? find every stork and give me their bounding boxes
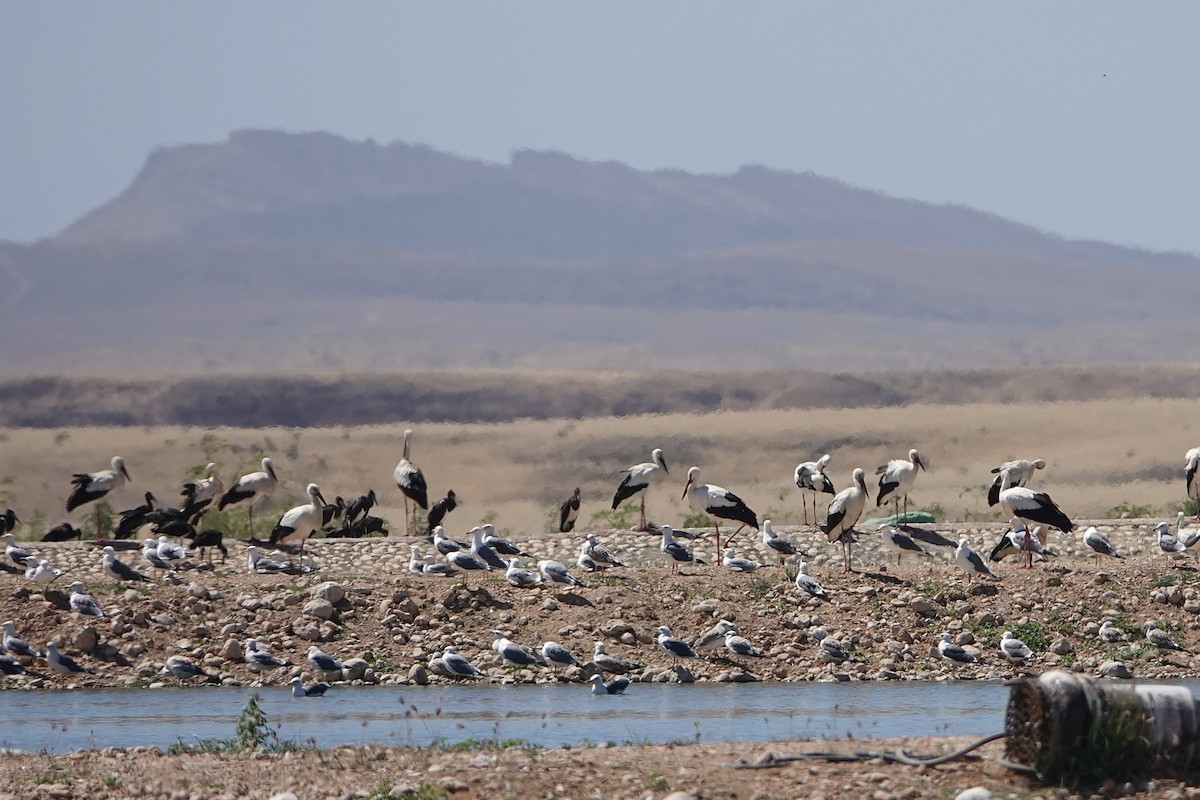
[269,483,327,555]
[681,465,759,553]
[875,449,925,524]
[393,429,428,535]
[611,448,669,531]
[997,469,1073,534]
[793,454,835,526]
[820,468,868,573]
[66,456,132,537]
[1186,447,1200,519]
[218,457,278,538]
[559,488,582,532]
[987,458,1046,507]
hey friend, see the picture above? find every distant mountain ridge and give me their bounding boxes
[2,128,1199,375]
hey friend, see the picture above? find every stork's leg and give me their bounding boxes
[801,495,809,526]
[94,506,102,540]
[247,505,255,539]
[639,496,646,531]
[714,522,721,556]
[724,523,747,547]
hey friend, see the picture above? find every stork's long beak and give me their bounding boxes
[121,465,132,482]
[315,490,327,507]
[916,457,926,471]
[662,457,670,476]
[681,477,693,500]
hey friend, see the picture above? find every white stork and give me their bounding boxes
[794,454,835,526]
[611,448,669,531]
[218,457,278,537]
[987,458,1046,507]
[1186,447,1200,519]
[875,449,925,523]
[66,456,132,537]
[820,468,868,573]
[393,429,428,536]
[997,470,1073,534]
[681,466,759,553]
[181,462,223,517]
[268,483,327,555]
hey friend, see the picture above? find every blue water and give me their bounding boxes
[0,681,1012,753]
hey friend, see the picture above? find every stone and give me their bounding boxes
[1099,660,1132,679]
[1050,637,1073,655]
[303,599,335,620]
[342,657,369,681]
[408,664,429,685]
[73,627,98,653]
[954,789,993,800]
[311,581,345,604]
[221,638,244,661]
[186,583,210,599]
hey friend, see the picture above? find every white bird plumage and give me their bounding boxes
[794,454,835,526]
[821,468,868,573]
[611,448,669,532]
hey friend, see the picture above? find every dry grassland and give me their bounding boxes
[2,396,1196,535]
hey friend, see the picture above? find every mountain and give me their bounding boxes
[2,128,1198,375]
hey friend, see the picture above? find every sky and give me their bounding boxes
[2,3,1199,254]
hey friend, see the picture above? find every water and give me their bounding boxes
[0,681,1012,753]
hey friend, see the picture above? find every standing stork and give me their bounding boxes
[269,483,327,556]
[997,469,1073,534]
[426,489,457,533]
[821,468,868,573]
[875,449,925,524]
[393,429,428,535]
[611,448,669,532]
[218,457,278,538]
[987,458,1046,507]
[794,455,835,526]
[559,488,582,532]
[681,466,759,554]
[181,463,223,520]
[1186,447,1200,519]
[66,456,132,537]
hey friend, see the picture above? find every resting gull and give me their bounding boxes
[491,631,544,667]
[588,674,631,695]
[68,581,105,617]
[505,558,542,588]
[1144,621,1189,652]
[306,646,344,675]
[103,546,149,582]
[656,626,699,664]
[723,631,763,659]
[3,621,41,659]
[1098,619,1128,643]
[794,562,829,600]
[693,620,738,653]
[161,655,211,683]
[999,631,1034,665]
[439,646,484,679]
[937,632,978,664]
[244,639,291,672]
[540,641,582,669]
[46,642,92,675]
[810,628,851,664]
[537,559,581,586]
[1081,527,1121,559]
[289,677,330,697]
[591,642,642,675]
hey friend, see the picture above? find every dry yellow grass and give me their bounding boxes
[2,395,1196,536]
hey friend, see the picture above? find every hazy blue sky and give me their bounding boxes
[3,3,1199,254]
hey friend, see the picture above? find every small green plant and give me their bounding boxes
[1106,500,1155,519]
[679,511,712,529]
[1007,621,1051,651]
[101,774,121,789]
[365,778,394,799]
[915,578,949,599]
[33,769,71,785]
[644,771,669,791]
[168,694,310,754]
[415,786,450,800]
[588,504,639,531]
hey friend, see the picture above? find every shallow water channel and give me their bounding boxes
[1,681,1023,753]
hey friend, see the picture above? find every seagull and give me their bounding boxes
[244,639,291,673]
[470,526,509,570]
[1177,513,1200,549]
[505,558,541,588]
[1008,525,1056,569]
[393,428,429,536]
[998,470,1074,534]
[161,655,212,683]
[26,558,63,586]
[1081,527,1121,559]
[269,483,328,555]
[1156,521,1191,561]
[0,655,28,675]
[581,532,624,568]
[656,626,699,664]
[448,548,491,575]
[611,448,670,532]
[66,456,132,536]
[1186,447,1200,519]
[102,546,149,582]
[142,538,176,574]
[723,631,763,659]
[794,454,835,526]
[987,458,1047,507]
[2,621,41,659]
[426,490,458,534]
[422,555,459,577]
[1098,619,1127,643]
[156,535,188,563]
[721,548,762,572]
[482,524,532,557]
[999,631,1034,666]
[794,561,829,600]
[218,457,279,537]
[937,632,978,664]
[988,519,1041,563]
[537,559,581,586]
[306,646,344,675]
[879,524,928,565]
[875,449,926,522]
[682,466,760,552]
[955,537,997,581]
[821,468,868,573]
[1144,621,1189,652]
[46,642,92,675]
[408,545,425,573]
[540,641,582,669]
[760,520,800,565]
[491,631,543,668]
[246,545,286,574]
[289,677,330,697]
[2,533,30,567]
[432,526,465,555]
[660,525,706,572]
[67,581,105,617]
[693,620,739,653]
[438,646,484,679]
[810,628,851,664]
[588,674,631,695]
[591,642,642,675]
[559,488,582,533]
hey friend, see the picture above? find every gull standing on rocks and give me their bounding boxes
[68,581,104,617]
[879,524,928,565]
[482,524,532,557]
[470,527,509,570]
[723,630,763,659]
[682,466,760,552]
[611,448,669,532]
[2,533,30,567]
[875,449,926,522]
[491,631,543,668]
[244,639,291,673]
[433,526,464,555]
[693,620,738,654]
[821,468,868,573]
[1144,621,1189,652]
[1008,525,1056,569]
[1082,527,1121,559]
[660,525,706,572]
[999,631,1034,665]
[1156,521,1191,561]
[393,429,429,536]
[591,642,642,675]
[537,559,581,586]
[157,535,188,563]
[811,628,851,664]
[721,548,762,572]
[1098,619,1127,643]
[540,641,582,670]
[161,655,211,683]
[102,546,149,582]
[794,454,835,526]
[447,547,490,574]
[760,520,800,565]
[794,562,829,600]
[439,646,484,679]
[581,532,624,568]
[937,632,979,664]
[218,457,278,538]
[408,545,426,573]
[289,677,330,697]
[505,558,541,588]
[3,621,41,659]
[307,646,344,676]
[588,674,631,695]
[987,458,1047,507]
[656,626,699,664]
[955,538,997,582]
[26,558,63,586]
[46,642,92,675]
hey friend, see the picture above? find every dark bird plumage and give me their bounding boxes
[344,490,376,526]
[559,488,582,533]
[426,490,458,533]
[41,523,83,542]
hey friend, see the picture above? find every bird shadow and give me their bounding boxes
[43,590,71,610]
[553,592,595,608]
[855,570,909,587]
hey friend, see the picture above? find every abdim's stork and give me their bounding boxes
[269,483,327,555]
[681,466,759,553]
[821,468,868,573]
[997,470,1073,534]
[393,429,428,536]
[66,456,132,537]
[875,449,925,523]
[426,490,457,533]
[793,454,835,525]
[611,448,669,531]
[219,457,278,537]
[987,458,1046,507]
[1186,447,1200,519]
[559,488,582,532]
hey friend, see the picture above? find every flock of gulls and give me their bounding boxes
[3,436,1200,690]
